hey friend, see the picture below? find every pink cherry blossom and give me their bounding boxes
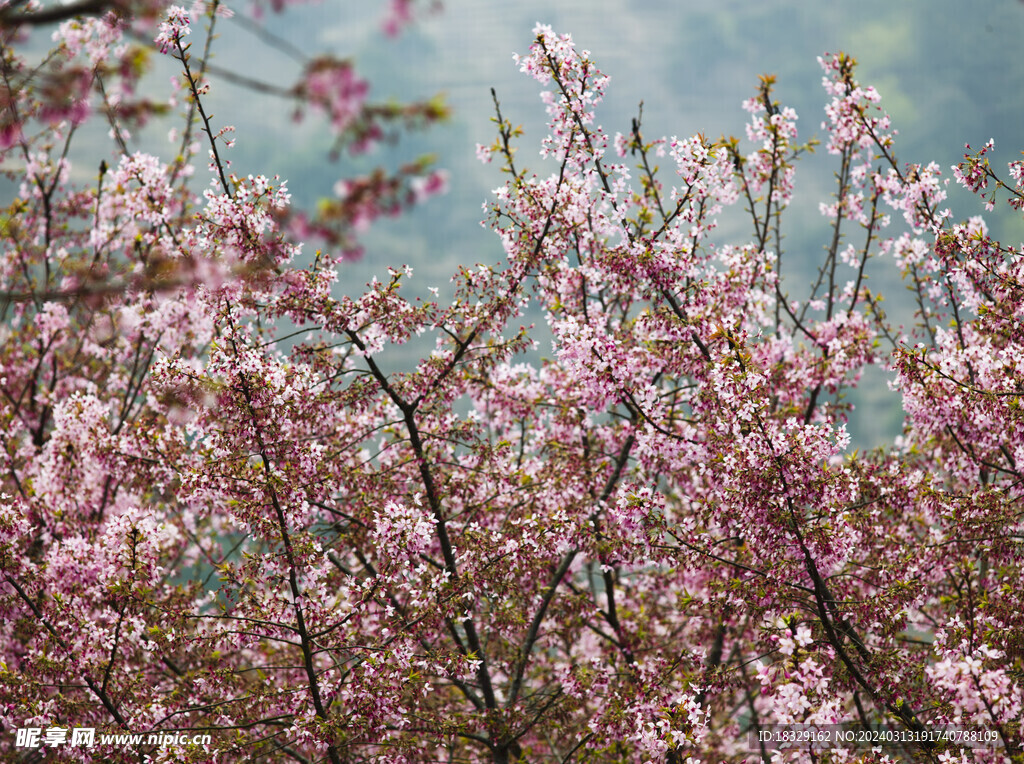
[1,8,1023,763]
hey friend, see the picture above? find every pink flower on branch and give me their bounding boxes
[153,5,190,54]
[297,57,369,136]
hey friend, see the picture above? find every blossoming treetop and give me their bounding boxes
[1,4,1022,763]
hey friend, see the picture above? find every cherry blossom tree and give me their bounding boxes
[1,4,1023,763]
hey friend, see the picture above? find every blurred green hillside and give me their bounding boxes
[5,0,1023,451]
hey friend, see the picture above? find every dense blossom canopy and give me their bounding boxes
[1,3,1023,763]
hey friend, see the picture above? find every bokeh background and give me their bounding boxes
[174,1,1024,272]
[9,0,1024,449]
